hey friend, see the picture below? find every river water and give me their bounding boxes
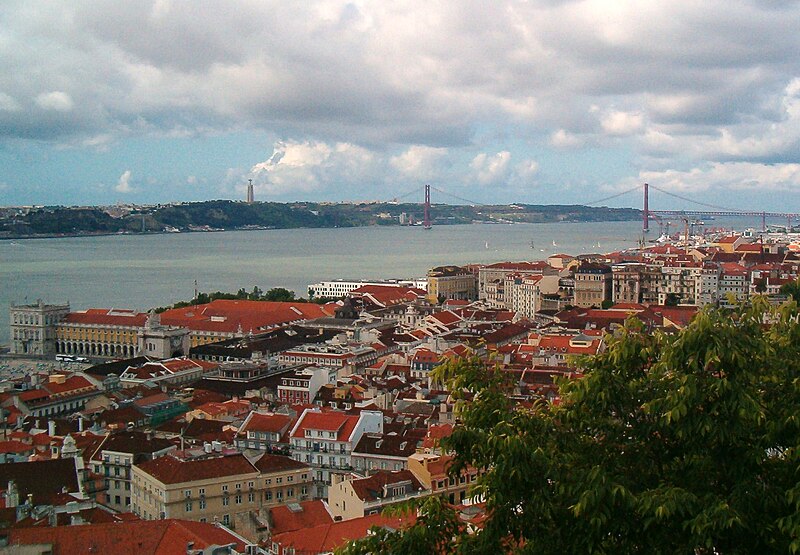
[0,218,759,345]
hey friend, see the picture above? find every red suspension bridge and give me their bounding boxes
[392,182,800,233]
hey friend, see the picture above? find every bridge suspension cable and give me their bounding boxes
[386,185,426,203]
[648,184,741,213]
[584,184,644,206]
[430,186,487,206]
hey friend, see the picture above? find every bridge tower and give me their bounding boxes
[423,184,431,230]
[642,182,649,233]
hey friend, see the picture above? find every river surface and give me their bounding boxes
[0,218,759,345]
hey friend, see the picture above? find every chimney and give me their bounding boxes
[47,420,56,437]
[78,418,84,433]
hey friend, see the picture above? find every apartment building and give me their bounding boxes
[573,263,612,308]
[288,409,383,498]
[426,266,478,304]
[132,451,311,529]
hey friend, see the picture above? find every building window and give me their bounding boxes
[222,496,229,506]
[265,491,273,501]
[222,514,230,526]
[248,492,255,503]
[235,494,242,504]
[199,499,206,510]
[185,502,192,512]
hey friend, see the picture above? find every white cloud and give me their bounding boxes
[601,110,644,137]
[0,93,21,112]
[549,129,584,148]
[186,175,196,184]
[34,91,74,112]
[2,2,800,204]
[515,159,539,179]
[249,140,376,196]
[115,170,133,193]
[389,145,448,179]
[622,162,800,194]
[470,151,512,184]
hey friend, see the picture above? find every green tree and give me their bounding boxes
[781,277,800,301]
[340,299,800,554]
[264,287,296,302]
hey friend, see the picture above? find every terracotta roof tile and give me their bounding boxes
[135,453,257,484]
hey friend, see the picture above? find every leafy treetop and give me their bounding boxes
[339,298,800,554]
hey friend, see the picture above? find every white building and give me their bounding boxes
[308,279,427,299]
[288,408,384,498]
[9,300,70,356]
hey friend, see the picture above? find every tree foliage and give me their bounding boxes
[781,277,800,301]
[341,299,800,554]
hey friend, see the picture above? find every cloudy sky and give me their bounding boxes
[1,1,799,210]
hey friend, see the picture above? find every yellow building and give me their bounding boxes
[132,451,312,529]
[426,266,477,304]
[55,309,147,358]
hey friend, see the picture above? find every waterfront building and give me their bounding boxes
[426,266,478,304]
[573,263,613,308]
[54,308,149,358]
[137,311,191,358]
[9,300,70,356]
[308,279,428,299]
[53,301,331,359]
[159,300,330,347]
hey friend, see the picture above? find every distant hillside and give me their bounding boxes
[0,200,640,238]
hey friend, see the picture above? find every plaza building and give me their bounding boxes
[9,300,70,356]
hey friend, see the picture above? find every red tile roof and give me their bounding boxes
[290,410,359,441]
[61,308,149,327]
[135,453,257,484]
[6,519,246,554]
[159,300,328,334]
[273,513,415,553]
[269,500,333,536]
